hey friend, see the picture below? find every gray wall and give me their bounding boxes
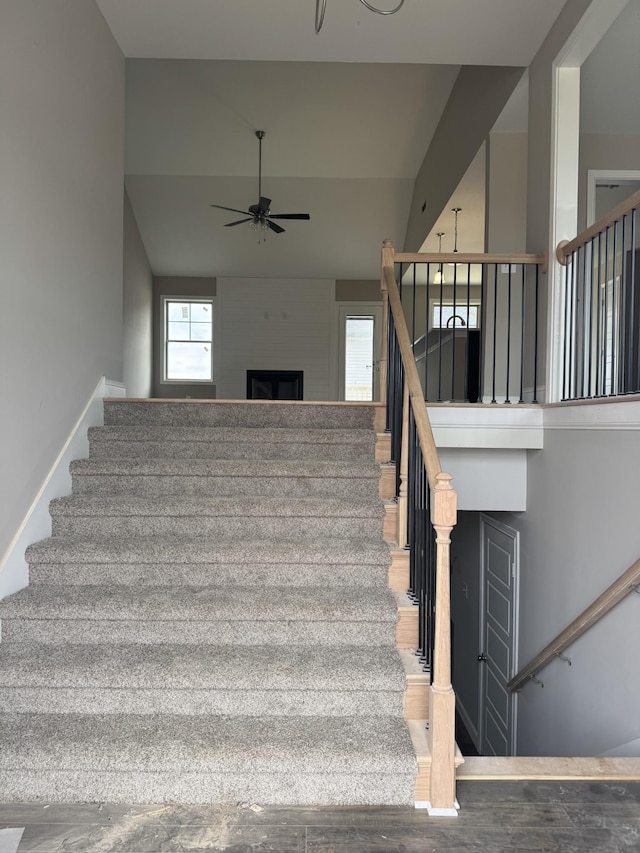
[578,134,640,229]
[0,1,125,563]
[487,133,528,254]
[123,191,153,397]
[404,66,525,252]
[492,426,640,756]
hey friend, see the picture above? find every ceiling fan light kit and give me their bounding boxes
[210,130,310,240]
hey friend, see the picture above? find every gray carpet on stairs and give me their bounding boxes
[0,400,416,805]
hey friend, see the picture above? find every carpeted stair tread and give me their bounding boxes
[0,644,405,692]
[0,584,398,624]
[1,617,396,647]
[25,536,391,566]
[49,497,384,538]
[0,713,416,776]
[70,457,380,478]
[103,400,377,430]
[49,495,384,518]
[27,561,389,589]
[89,425,376,461]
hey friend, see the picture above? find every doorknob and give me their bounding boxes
[477,653,487,662]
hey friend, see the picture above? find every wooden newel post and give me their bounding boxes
[427,471,458,815]
[379,239,394,411]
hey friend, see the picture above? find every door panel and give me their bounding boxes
[479,517,519,756]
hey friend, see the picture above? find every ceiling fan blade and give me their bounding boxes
[211,204,251,216]
[225,218,253,227]
[266,220,285,234]
[267,213,311,220]
[258,196,272,214]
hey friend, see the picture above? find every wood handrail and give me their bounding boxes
[508,556,640,693]
[394,251,547,267]
[557,188,640,265]
[383,264,442,488]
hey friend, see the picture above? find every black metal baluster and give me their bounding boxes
[437,267,444,402]
[411,263,417,351]
[595,234,602,397]
[618,218,631,394]
[451,262,458,400]
[424,264,430,400]
[407,408,417,600]
[519,264,525,403]
[491,264,498,403]
[579,243,587,398]
[464,263,471,401]
[632,209,638,391]
[603,227,610,396]
[386,304,393,430]
[587,237,595,398]
[505,265,512,403]
[479,263,487,402]
[611,221,618,395]
[533,264,540,403]
[562,261,570,400]
[568,250,576,399]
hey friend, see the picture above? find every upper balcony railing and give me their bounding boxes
[556,189,640,401]
[391,249,547,404]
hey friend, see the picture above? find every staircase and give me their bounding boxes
[0,399,417,804]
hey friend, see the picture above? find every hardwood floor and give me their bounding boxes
[1,781,639,852]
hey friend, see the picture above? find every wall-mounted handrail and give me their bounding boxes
[508,556,640,693]
[557,188,640,264]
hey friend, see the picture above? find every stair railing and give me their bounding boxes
[508,555,640,693]
[387,246,546,403]
[556,189,640,400]
[381,239,458,813]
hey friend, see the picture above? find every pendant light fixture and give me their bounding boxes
[434,232,445,284]
[315,0,406,34]
[448,207,462,266]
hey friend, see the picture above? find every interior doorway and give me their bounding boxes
[478,515,520,756]
[337,304,383,401]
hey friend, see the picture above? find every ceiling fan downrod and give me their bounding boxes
[256,130,265,203]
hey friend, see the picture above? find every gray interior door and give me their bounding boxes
[479,516,519,756]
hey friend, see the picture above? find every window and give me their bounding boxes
[164,299,213,382]
[430,301,480,330]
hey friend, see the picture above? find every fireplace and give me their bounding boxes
[246,370,304,400]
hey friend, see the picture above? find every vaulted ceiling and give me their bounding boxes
[96,0,569,279]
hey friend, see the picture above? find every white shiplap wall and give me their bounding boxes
[216,278,335,400]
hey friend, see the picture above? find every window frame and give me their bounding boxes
[429,298,481,331]
[162,297,214,384]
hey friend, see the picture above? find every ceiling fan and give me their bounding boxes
[210,130,310,235]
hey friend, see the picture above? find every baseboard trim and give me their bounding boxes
[0,377,125,601]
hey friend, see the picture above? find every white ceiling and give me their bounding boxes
[96,0,570,279]
[97,1,568,65]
